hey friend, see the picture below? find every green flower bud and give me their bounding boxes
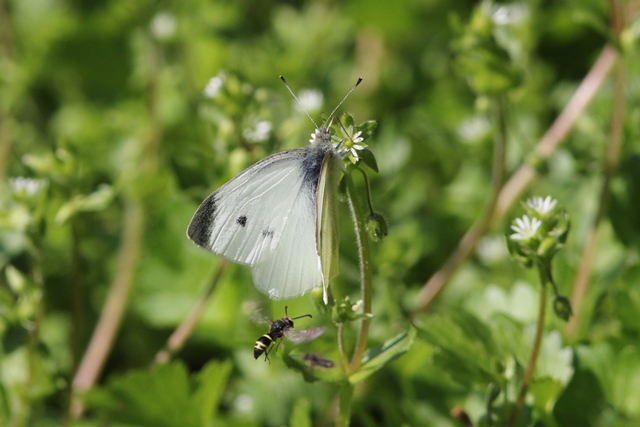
[366,212,388,242]
[553,295,573,321]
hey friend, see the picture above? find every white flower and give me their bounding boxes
[10,177,44,196]
[296,89,323,113]
[510,215,542,241]
[243,120,272,142]
[332,125,366,161]
[526,196,557,215]
[203,72,226,98]
[150,12,176,40]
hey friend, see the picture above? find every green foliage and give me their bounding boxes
[85,360,232,427]
[2,0,640,426]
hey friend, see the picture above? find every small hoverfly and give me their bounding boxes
[254,306,313,361]
[303,353,335,368]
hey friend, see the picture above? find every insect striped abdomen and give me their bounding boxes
[254,334,274,359]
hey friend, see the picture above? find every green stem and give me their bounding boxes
[345,173,372,372]
[337,382,354,427]
[508,263,548,425]
[153,260,228,365]
[337,323,351,375]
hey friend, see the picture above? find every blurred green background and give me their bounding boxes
[2,0,640,426]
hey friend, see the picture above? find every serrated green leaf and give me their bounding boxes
[84,360,231,427]
[349,327,415,384]
[416,311,502,385]
[192,360,233,425]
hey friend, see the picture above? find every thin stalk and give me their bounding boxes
[153,260,228,365]
[507,263,548,426]
[493,46,617,220]
[345,174,372,372]
[413,96,508,313]
[566,0,626,338]
[0,0,14,180]
[70,220,82,372]
[337,322,351,375]
[11,252,45,427]
[69,202,144,419]
[337,382,355,427]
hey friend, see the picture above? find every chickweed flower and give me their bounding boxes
[507,195,569,264]
[332,125,367,164]
[526,196,557,216]
[509,215,542,242]
[203,72,227,98]
[506,195,572,320]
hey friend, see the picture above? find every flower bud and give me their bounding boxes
[366,212,388,242]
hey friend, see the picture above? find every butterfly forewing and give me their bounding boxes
[188,146,330,300]
[188,149,308,266]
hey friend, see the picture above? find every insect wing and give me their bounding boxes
[188,148,324,299]
[187,149,311,265]
[316,149,340,303]
[250,144,332,300]
[285,326,326,344]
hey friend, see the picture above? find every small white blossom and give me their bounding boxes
[10,177,44,196]
[243,120,272,142]
[332,125,366,161]
[510,215,542,241]
[526,196,557,215]
[296,89,323,113]
[150,12,176,40]
[203,72,226,98]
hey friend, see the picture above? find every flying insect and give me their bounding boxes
[254,306,313,361]
[303,353,335,368]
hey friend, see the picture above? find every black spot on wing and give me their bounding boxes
[187,194,217,247]
[237,215,247,227]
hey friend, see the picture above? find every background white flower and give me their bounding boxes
[510,215,542,241]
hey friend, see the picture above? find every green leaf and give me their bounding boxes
[283,352,345,384]
[85,360,232,427]
[416,311,503,385]
[54,184,115,225]
[356,120,378,140]
[358,149,379,173]
[289,398,312,427]
[348,326,415,384]
[578,343,640,417]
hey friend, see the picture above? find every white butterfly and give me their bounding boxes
[187,77,362,303]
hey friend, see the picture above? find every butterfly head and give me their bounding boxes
[309,126,333,146]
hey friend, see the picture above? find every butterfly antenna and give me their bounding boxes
[325,77,363,125]
[280,76,363,128]
[279,76,319,129]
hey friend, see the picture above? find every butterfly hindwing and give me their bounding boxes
[316,149,340,302]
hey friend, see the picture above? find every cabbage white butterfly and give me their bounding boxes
[187,77,362,303]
